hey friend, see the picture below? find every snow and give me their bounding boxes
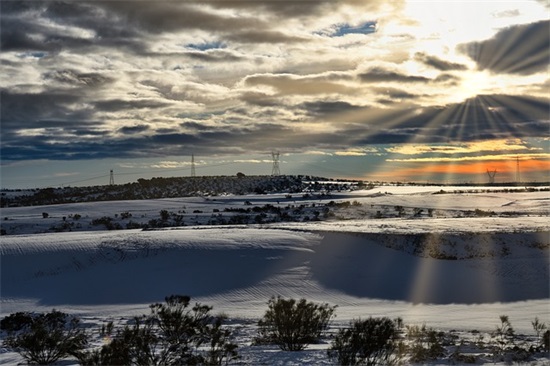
[1,185,549,364]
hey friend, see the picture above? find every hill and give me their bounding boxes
[1,175,360,207]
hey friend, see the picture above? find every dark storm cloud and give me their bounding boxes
[118,125,151,134]
[1,1,548,165]
[0,90,91,126]
[0,1,145,54]
[314,94,550,145]
[2,93,547,161]
[208,0,334,18]
[209,0,402,19]
[414,53,468,71]
[95,0,301,46]
[359,67,432,83]
[397,95,549,142]
[458,20,550,75]
[97,1,262,34]
[1,16,62,53]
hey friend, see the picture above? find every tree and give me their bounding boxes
[328,317,400,365]
[256,296,336,351]
[0,310,88,365]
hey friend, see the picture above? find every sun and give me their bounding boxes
[450,70,491,104]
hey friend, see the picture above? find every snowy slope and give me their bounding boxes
[1,227,548,331]
[1,186,549,365]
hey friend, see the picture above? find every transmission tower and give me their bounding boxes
[515,156,520,183]
[109,169,114,185]
[486,169,497,184]
[191,154,196,177]
[271,151,281,176]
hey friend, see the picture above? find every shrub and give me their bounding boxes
[542,330,550,351]
[126,220,143,229]
[256,296,336,351]
[328,317,400,365]
[532,317,547,343]
[0,310,88,365]
[406,324,445,363]
[91,216,114,229]
[492,315,515,353]
[120,211,132,219]
[159,209,170,221]
[77,295,238,365]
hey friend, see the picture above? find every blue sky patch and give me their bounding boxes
[186,41,225,51]
[332,21,377,36]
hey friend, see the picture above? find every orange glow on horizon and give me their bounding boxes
[369,158,549,182]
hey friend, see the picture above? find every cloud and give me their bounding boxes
[0,0,548,180]
[458,20,550,75]
[150,161,192,169]
[414,53,468,71]
[118,125,151,135]
[386,139,539,156]
[94,99,173,112]
[387,153,550,163]
[334,147,380,156]
[225,30,308,44]
[43,69,112,87]
[492,9,520,18]
[300,101,362,116]
[0,89,93,128]
[372,87,423,104]
[244,73,356,95]
[358,67,431,83]
[184,49,245,63]
[239,92,280,107]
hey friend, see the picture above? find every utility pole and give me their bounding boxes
[516,156,520,184]
[271,151,280,176]
[271,151,281,176]
[486,169,497,184]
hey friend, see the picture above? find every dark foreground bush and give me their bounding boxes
[0,310,88,365]
[256,296,336,351]
[328,317,400,365]
[77,295,238,365]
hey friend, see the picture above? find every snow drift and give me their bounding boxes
[2,227,548,313]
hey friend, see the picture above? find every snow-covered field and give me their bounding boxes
[1,185,549,364]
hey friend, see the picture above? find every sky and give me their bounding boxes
[1,0,549,188]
